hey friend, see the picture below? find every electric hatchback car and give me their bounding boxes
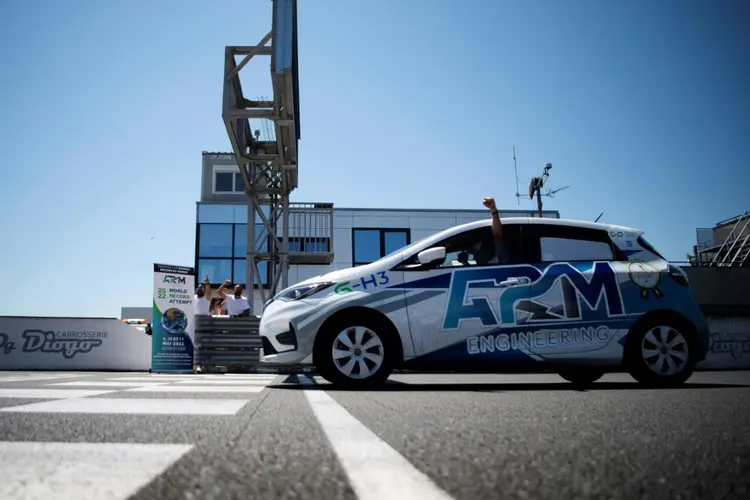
[259,217,709,388]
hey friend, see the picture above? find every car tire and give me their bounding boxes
[314,316,395,389]
[624,315,698,388]
[558,368,604,386]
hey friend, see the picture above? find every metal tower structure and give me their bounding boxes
[222,0,301,312]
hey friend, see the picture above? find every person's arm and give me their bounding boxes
[203,275,212,300]
[216,279,231,298]
[483,196,502,243]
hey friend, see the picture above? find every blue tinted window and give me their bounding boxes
[353,229,381,264]
[215,172,234,192]
[384,231,407,255]
[234,224,246,257]
[198,259,232,284]
[198,224,233,257]
[233,259,246,284]
[255,224,269,252]
[254,204,272,224]
[233,205,248,224]
[235,224,269,257]
[279,239,302,252]
[197,204,234,223]
[234,172,244,192]
[306,240,328,252]
[233,259,268,286]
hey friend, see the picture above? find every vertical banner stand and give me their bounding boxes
[151,263,195,373]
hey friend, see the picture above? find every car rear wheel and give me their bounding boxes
[315,319,394,389]
[625,317,697,388]
[558,368,604,386]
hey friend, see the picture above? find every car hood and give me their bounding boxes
[294,262,384,287]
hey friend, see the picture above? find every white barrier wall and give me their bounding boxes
[0,317,151,371]
[698,317,750,370]
[0,315,746,372]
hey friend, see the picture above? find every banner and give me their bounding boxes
[152,263,195,373]
[0,317,151,371]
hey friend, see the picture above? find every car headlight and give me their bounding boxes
[274,282,335,302]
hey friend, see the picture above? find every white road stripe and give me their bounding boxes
[109,377,200,382]
[300,376,456,500]
[109,375,277,382]
[0,441,193,500]
[0,375,88,383]
[0,389,114,399]
[0,398,249,415]
[173,379,272,385]
[48,381,171,387]
[126,385,265,393]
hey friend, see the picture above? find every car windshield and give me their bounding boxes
[367,224,464,266]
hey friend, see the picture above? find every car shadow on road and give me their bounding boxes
[270,376,750,392]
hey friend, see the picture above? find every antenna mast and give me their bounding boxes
[513,146,520,206]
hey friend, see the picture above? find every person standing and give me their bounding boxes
[194,275,212,316]
[216,280,251,318]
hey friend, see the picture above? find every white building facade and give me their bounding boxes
[196,154,560,312]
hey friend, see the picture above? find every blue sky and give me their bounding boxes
[0,0,748,317]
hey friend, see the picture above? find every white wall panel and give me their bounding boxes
[351,214,411,229]
[408,216,457,231]
[332,228,352,263]
[410,229,441,242]
[333,213,354,229]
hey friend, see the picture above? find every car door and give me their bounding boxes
[517,224,628,362]
[394,223,538,365]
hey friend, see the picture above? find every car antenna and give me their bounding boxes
[594,212,604,223]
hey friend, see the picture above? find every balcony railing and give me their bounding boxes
[261,202,334,265]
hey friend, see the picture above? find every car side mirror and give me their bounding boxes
[417,247,446,265]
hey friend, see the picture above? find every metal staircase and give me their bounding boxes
[706,211,750,267]
[221,0,334,311]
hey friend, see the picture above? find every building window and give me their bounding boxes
[234,223,270,257]
[213,170,245,193]
[196,222,270,287]
[198,259,232,284]
[232,259,269,286]
[352,228,410,266]
[198,224,233,258]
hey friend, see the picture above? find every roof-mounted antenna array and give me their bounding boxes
[513,147,571,217]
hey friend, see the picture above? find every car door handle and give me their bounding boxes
[499,277,529,287]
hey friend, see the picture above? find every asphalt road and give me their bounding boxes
[0,370,749,500]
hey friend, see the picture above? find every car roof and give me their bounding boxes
[445,217,642,236]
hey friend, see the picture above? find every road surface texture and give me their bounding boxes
[0,370,748,500]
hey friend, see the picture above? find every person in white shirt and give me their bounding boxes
[216,280,250,317]
[194,275,212,316]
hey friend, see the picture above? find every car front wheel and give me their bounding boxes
[315,319,395,389]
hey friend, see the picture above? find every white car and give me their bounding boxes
[259,217,709,389]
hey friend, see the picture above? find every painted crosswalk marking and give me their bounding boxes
[126,384,265,393]
[0,388,114,399]
[48,381,172,387]
[0,441,193,500]
[0,374,89,383]
[0,397,250,415]
[173,379,273,385]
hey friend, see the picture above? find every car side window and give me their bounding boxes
[525,225,617,262]
[397,225,523,269]
[436,227,497,268]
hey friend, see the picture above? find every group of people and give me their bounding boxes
[194,277,251,318]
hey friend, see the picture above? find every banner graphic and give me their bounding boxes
[152,263,195,373]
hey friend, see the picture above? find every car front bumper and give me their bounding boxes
[259,299,315,365]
